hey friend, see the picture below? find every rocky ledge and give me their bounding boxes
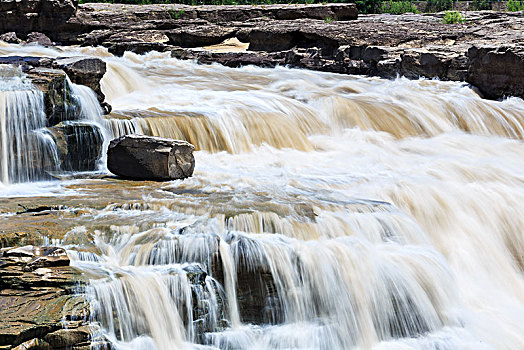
[71,5,524,100]
[0,245,100,350]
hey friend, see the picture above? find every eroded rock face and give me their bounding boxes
[0,0,77,37]
[52,57,107,105]
[107,135,195,181]
[0,56,109,112]
[467,45,524,99]
[25,67,80,126]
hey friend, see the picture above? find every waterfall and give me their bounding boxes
[100,52,524,154]
[0,65,58,185]
[0,64,108,185]
[0,44,523,350]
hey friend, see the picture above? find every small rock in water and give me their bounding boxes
[25,32,54,46]
[107,135,195,180]
[0,32,21,44]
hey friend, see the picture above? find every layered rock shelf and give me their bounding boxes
[0,246,98,350]
[0,56,109,110]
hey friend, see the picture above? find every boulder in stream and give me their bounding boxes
[107,135,195,180]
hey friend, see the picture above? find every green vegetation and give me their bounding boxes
[506,0,524,11]
[168,9,185,18]
[425,0,453,12]
[471,0,490,10]
[379,0,418,14]
[442,10,465,23]
[324,16,335,22]
[352,0,381,13]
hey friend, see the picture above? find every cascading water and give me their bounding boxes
[1,44,523,350]
[0,65,58,185]
[0,61,108,185]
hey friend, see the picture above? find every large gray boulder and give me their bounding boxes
[107,135,195,181]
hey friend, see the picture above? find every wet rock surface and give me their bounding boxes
[107,135,196,181]
[0,246,92,350]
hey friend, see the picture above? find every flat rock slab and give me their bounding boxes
[107,135,195,181]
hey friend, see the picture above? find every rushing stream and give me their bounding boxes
[0,43,523,349]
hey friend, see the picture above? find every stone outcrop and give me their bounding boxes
[45,5,520,100]
[0,245,94,350]
[0,0,77,36]
[163,11,522,99]
[107,135,196,181]
[52,57,107,106]
[25,67,80,126]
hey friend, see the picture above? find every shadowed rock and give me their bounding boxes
[107,135,195,181]
[0,0,77,37]
[48,121,104,172]
[467,45,524,99]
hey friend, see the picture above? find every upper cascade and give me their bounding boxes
[101,52,524,153]
[0,64,106,185]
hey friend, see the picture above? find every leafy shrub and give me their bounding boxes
[442,10,465,24]
[353,0,382,14]
[380,0,418,14]
[471,0,490,10]
[425,0,453,12]
[506,0,524,11]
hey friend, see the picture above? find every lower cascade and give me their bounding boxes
[0,43,523,350]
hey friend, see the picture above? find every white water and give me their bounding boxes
[0,57,107,185]
[0,65,57,184]
[1,44,524,349]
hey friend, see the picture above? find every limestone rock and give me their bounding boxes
[52,57,107,105]
[43,327,90,349]
[2,245,70,271]
[0,32,22,44]
[12,338,51,350]
[107,135,195,181]
[25,67,79,126]
[0,248,89,349]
